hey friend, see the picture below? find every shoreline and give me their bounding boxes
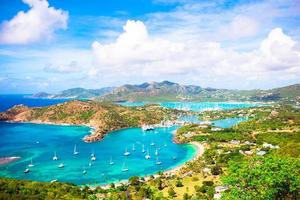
[91,141,205,190]
[0,156,21,165]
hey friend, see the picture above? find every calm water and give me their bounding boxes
[118,101,260,112]
[0,123,195,185]
[179,115,248,128]
[0,94,70,112]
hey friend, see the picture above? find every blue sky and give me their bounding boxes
[0,0,300,93]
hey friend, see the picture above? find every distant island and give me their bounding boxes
[32,81,300,104]
[0,100,185,142]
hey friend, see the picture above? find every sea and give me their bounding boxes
[0,94,255,184]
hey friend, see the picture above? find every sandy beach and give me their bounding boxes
[0,156,21,165]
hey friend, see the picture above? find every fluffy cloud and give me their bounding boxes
[91,20,300,87]
[0,0,68,45]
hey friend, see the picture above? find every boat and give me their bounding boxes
[156,157,162,165]
[88,162,92,167]
[121,162,128,172]
[155,149,159,156]
[58,163,64,168]
[124,147,130,156]
[91,154,96,161]
[172,156,177,160]
[91,151,95,158]
[109,157,114,165]
[82,167,87,174]
[50,179,57,183]
[164,143,167,147]
[73,144,79,155]
[28,158,34,167]
[24,168,30,173]
[150,141,155,146]
[53,151,58,161]
[142,125,154,131]
[145,149,151,159]
[142,144,145,153]
[132,144,135,151]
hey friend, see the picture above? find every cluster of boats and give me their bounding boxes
[23,126,177,176]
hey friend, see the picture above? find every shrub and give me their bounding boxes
[211,165,222,175]
[176,180,184,187]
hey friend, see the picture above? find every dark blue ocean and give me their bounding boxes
[0,94,70,112]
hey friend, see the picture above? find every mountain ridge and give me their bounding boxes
[32,81,300,103]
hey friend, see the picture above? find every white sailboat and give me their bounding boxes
[145,149,151,159]
[53,151,58,161]
[24,168,30,173]
[91,153,96,161]
[142,144,145,153]
[50,179,57,183]
[156,157,162,165]
[150,141,155,146]
[109,157,114,165]
[155,148,159,156]
[58,163,64,168]
[28,158,34,167]
[124,147,130,156]
[73,144,79,155]
[121,162,128,172]
[82,167,87,174]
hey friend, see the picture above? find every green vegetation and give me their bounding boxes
[1,103,299,199]
[222,155,300,200]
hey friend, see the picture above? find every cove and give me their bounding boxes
[117,101,261,111]
[0,122,196,185]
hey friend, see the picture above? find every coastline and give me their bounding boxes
[0,156,21,165]
[91,141,205,189]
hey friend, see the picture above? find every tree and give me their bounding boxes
[168,187,176,198]
[221,155,300,200]
[176,180,183,187]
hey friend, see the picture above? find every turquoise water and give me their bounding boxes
[118,102,260,112]
[0,122,195,185]
[212,117,248,128]
[179,115,248,128]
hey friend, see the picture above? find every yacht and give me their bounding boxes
[142,125,154,131]
[58,163,64,168]
[121,162,128,172]
[155,149,159,156]
[109,157,114,165]
[156,157,162,165]
[145,149,151,159]
[24,168,30,173]
[91,154,96,161]
[124,147,130,156]
[53,151,58,161]
[73,144,79,155]
[28,158,34,167]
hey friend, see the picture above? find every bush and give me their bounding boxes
[168,187,176,197]
[202,181,214,186]
[211,165,222,175]
[176,180,184,187]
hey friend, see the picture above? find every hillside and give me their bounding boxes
[0,100,184,142]
[32,87,115,99]
[32,81,300,103]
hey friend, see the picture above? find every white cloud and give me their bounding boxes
[91,20,300,88]
[219,15,259,40]
[44,61,80,73]
[0,0,68,45]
